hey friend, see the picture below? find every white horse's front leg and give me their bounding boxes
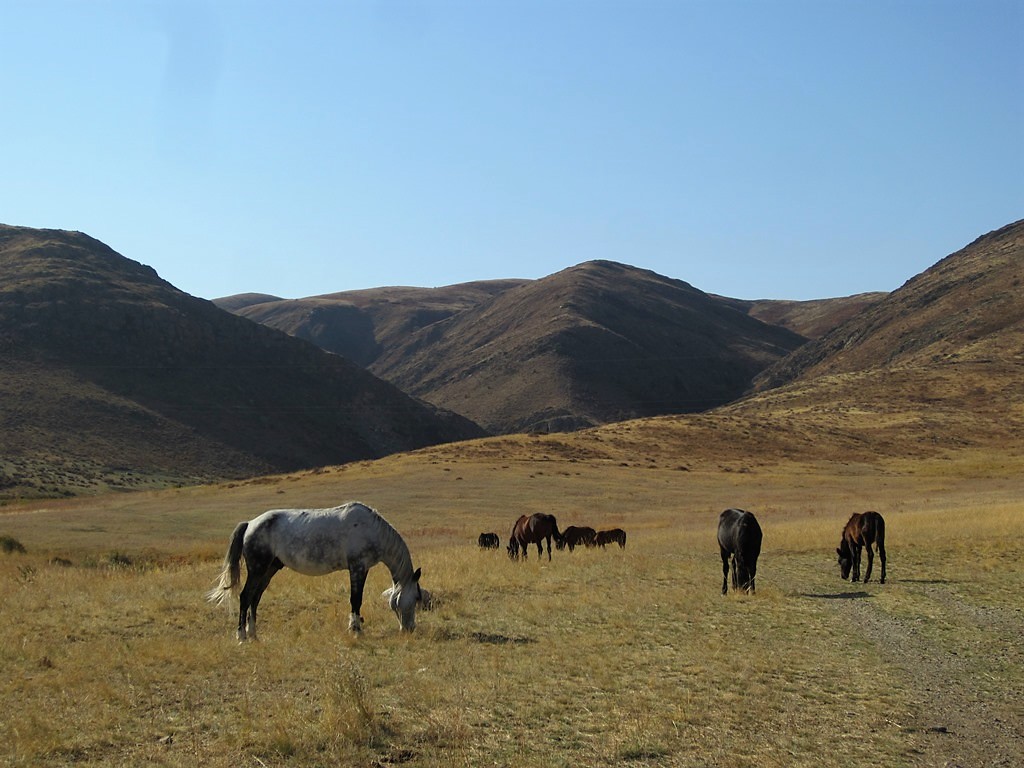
[348,564,367,634]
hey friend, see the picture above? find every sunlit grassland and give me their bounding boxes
[1,456,1022,766]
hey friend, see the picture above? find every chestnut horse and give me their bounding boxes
[837,511,886,584]
[718,508,762,595]
[508,513,563,561]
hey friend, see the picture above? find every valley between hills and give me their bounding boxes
[3,219,1021,498]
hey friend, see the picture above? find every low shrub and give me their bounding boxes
[1,535,27,554]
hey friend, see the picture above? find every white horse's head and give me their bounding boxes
[384,567,431,631]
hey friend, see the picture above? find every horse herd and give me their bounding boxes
[715,507,887,594]
[208,501,887,641]
[480,508,886,599]
[475,512,627,561]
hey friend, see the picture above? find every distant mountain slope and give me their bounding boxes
[0,225,483,497]
[412,220,1024,471]
[717,219,1024,463]
[756,219,1024,390]
[721,293,889,339]
[215,280,528,367]
[212,292,284,312]
[220,262,806,434]
[370,261,806,433]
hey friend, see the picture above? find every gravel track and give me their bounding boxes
[824,578,1023,767]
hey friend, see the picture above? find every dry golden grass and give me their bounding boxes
[1,454,1022,767]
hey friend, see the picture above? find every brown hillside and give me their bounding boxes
[372,261,806,434]
[0,225,483,497]
[408,220,1024,471]
[212,292,284,312]
[215,280,527,367]
[756,219,1024,389]
[721,292,889,339]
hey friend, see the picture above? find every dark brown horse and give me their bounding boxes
[557,525,597,551]
[718,509,762,595]
[508,513,563,561]
[595,528,627,549]
[837,511,886,584]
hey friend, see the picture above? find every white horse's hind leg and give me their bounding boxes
[348,613,363,633]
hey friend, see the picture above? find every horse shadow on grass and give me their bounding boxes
[430,627,537,645]
[470,631,537,646]
[800,591,874,600]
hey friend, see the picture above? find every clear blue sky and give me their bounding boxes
[2,1,1021,301]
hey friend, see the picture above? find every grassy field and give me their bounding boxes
[1,455,1022,767]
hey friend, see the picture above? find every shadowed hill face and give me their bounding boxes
[0,225,483,497]
[369,260,807,433]
[218,261,909,437]
[223,261,808,434]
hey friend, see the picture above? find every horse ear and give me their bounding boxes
[413,567,421,582]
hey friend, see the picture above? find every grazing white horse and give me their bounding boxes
[206,501,430,641]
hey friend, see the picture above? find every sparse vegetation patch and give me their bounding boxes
[1,534,26,554]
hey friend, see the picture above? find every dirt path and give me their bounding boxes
[819,579,1023,767]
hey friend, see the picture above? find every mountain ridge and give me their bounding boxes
[4,218,1021,497]
[222,260,809,433]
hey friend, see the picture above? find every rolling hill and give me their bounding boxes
[221,262,807,434]
[5,218,1019,498]
[726,292,889,340]
[423,220,1023,471]
[217,280,528,367]
[372,261,807,433]
[0,225,483,497]
[755,219,1024,387]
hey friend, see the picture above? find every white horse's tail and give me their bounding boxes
[205,521,247,605]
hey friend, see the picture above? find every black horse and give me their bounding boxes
[837,511,886,584]
[717,508,762,595]
[478,532,500,549]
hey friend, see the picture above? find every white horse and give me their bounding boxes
[206,501,430,641]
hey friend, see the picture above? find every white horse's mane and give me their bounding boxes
[358,505,434,610]
[357,503,414,584]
